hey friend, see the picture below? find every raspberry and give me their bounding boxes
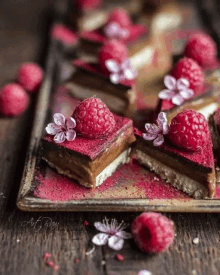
[76,0,102,11]
[17,62,43,93]
[172,57,204,94]
[184,34,217,68]
[51,24,78,46]
[108,8,132,27]
[73,97,116,139]
[169,109,209,151]
[0,83,29,117]
[116,254,124,261]
[98,40,128,75]
[131,212,174,253]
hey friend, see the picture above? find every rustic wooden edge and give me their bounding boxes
[16,38,57,208]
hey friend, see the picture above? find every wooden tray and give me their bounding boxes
[17,13,220,212]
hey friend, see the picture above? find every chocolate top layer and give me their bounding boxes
[80,24,148,45]
[135,130,214,170]
[44,114,133,160]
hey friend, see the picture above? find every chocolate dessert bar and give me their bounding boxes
[133,111,216,199]
[65,60,137,117]
[42,110,136,188]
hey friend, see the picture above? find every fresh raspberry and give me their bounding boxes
[73,97,116,139]
[108,8,132,27]
[98,39,128,75]
[76,0,102,11]
[169,109,209,151]
[0,83,29,117]
[172,57,204,94]
[51,24,78,46]
[17,62,43,93]
[131,212,174,253]
[184,34,217,68]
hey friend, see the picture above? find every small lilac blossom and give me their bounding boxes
[104,22,129,39]
[45,113,76,144]
[158,75,194,106]
[92,218,133,250]
[143,112,169,146]
[137,271,152,275]
[105,58,137,84]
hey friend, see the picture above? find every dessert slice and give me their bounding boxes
[42,97,136,188]
[156,57,219,123]
[209,108,220,182]
[133,110,216,199]
[65,40,137,117]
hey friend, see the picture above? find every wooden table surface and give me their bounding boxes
[1,1,220,275]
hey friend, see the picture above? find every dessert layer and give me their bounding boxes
[136,150,209,199]
[157,85,220,122]
[43,114,133,160]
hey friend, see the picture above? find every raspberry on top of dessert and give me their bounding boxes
[134,109,216,199]
[42,97,136,188]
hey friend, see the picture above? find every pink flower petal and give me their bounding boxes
[177,78,189,90]
[120,29,129,38]
[116,231,133,239]
[105,60,120,73]
[66,117,76,129]
[94,222,108,233]
[164,75,176,90]
[179,89,194,99]
[110,73,120,84]
[172,94,185,106]
[66,129,76,141]
[145,123,160,134]
[143,133,158,141]
[104,22,120,38]
[158,89,175,100]
[157,112,169,135]
[121,59,131,70]
[138,271,152,275]
[92,233,109,246]
[124,69,136,80]
[108,235,124,250]
[45,123,61,135]
[153,134,164,146]
[53,113,65,126]
[54,132,66,143]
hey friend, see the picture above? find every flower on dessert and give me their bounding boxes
[158,75,194,106]
[92,218,133,250]
[46,113,76,143]
[104,22,129,39]
[143,112,168,146]
[105,58,137,84]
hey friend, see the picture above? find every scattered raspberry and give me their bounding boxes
[43,253,51,260]
[98,40,128,75]
[73,97,116,139]
[108,8,132,27]
[76,0,102,11]
[51,24,78,46]
[169,109,209,152]
[17,62,43,93]
[131,212,174,253]
[0,83,29,117]
[83,220,89,226]
[116,254,124,261]
[172,57,204,94]
[75,258,80,264]
[46,261,55,267]
[184,34,217,68]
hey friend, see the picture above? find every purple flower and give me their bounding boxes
[158,75,194,106]
[92,218,133,250]
[45,113,76,144]
[143,112,168,146]
[104,22,129,39]
[105,58,137,84]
